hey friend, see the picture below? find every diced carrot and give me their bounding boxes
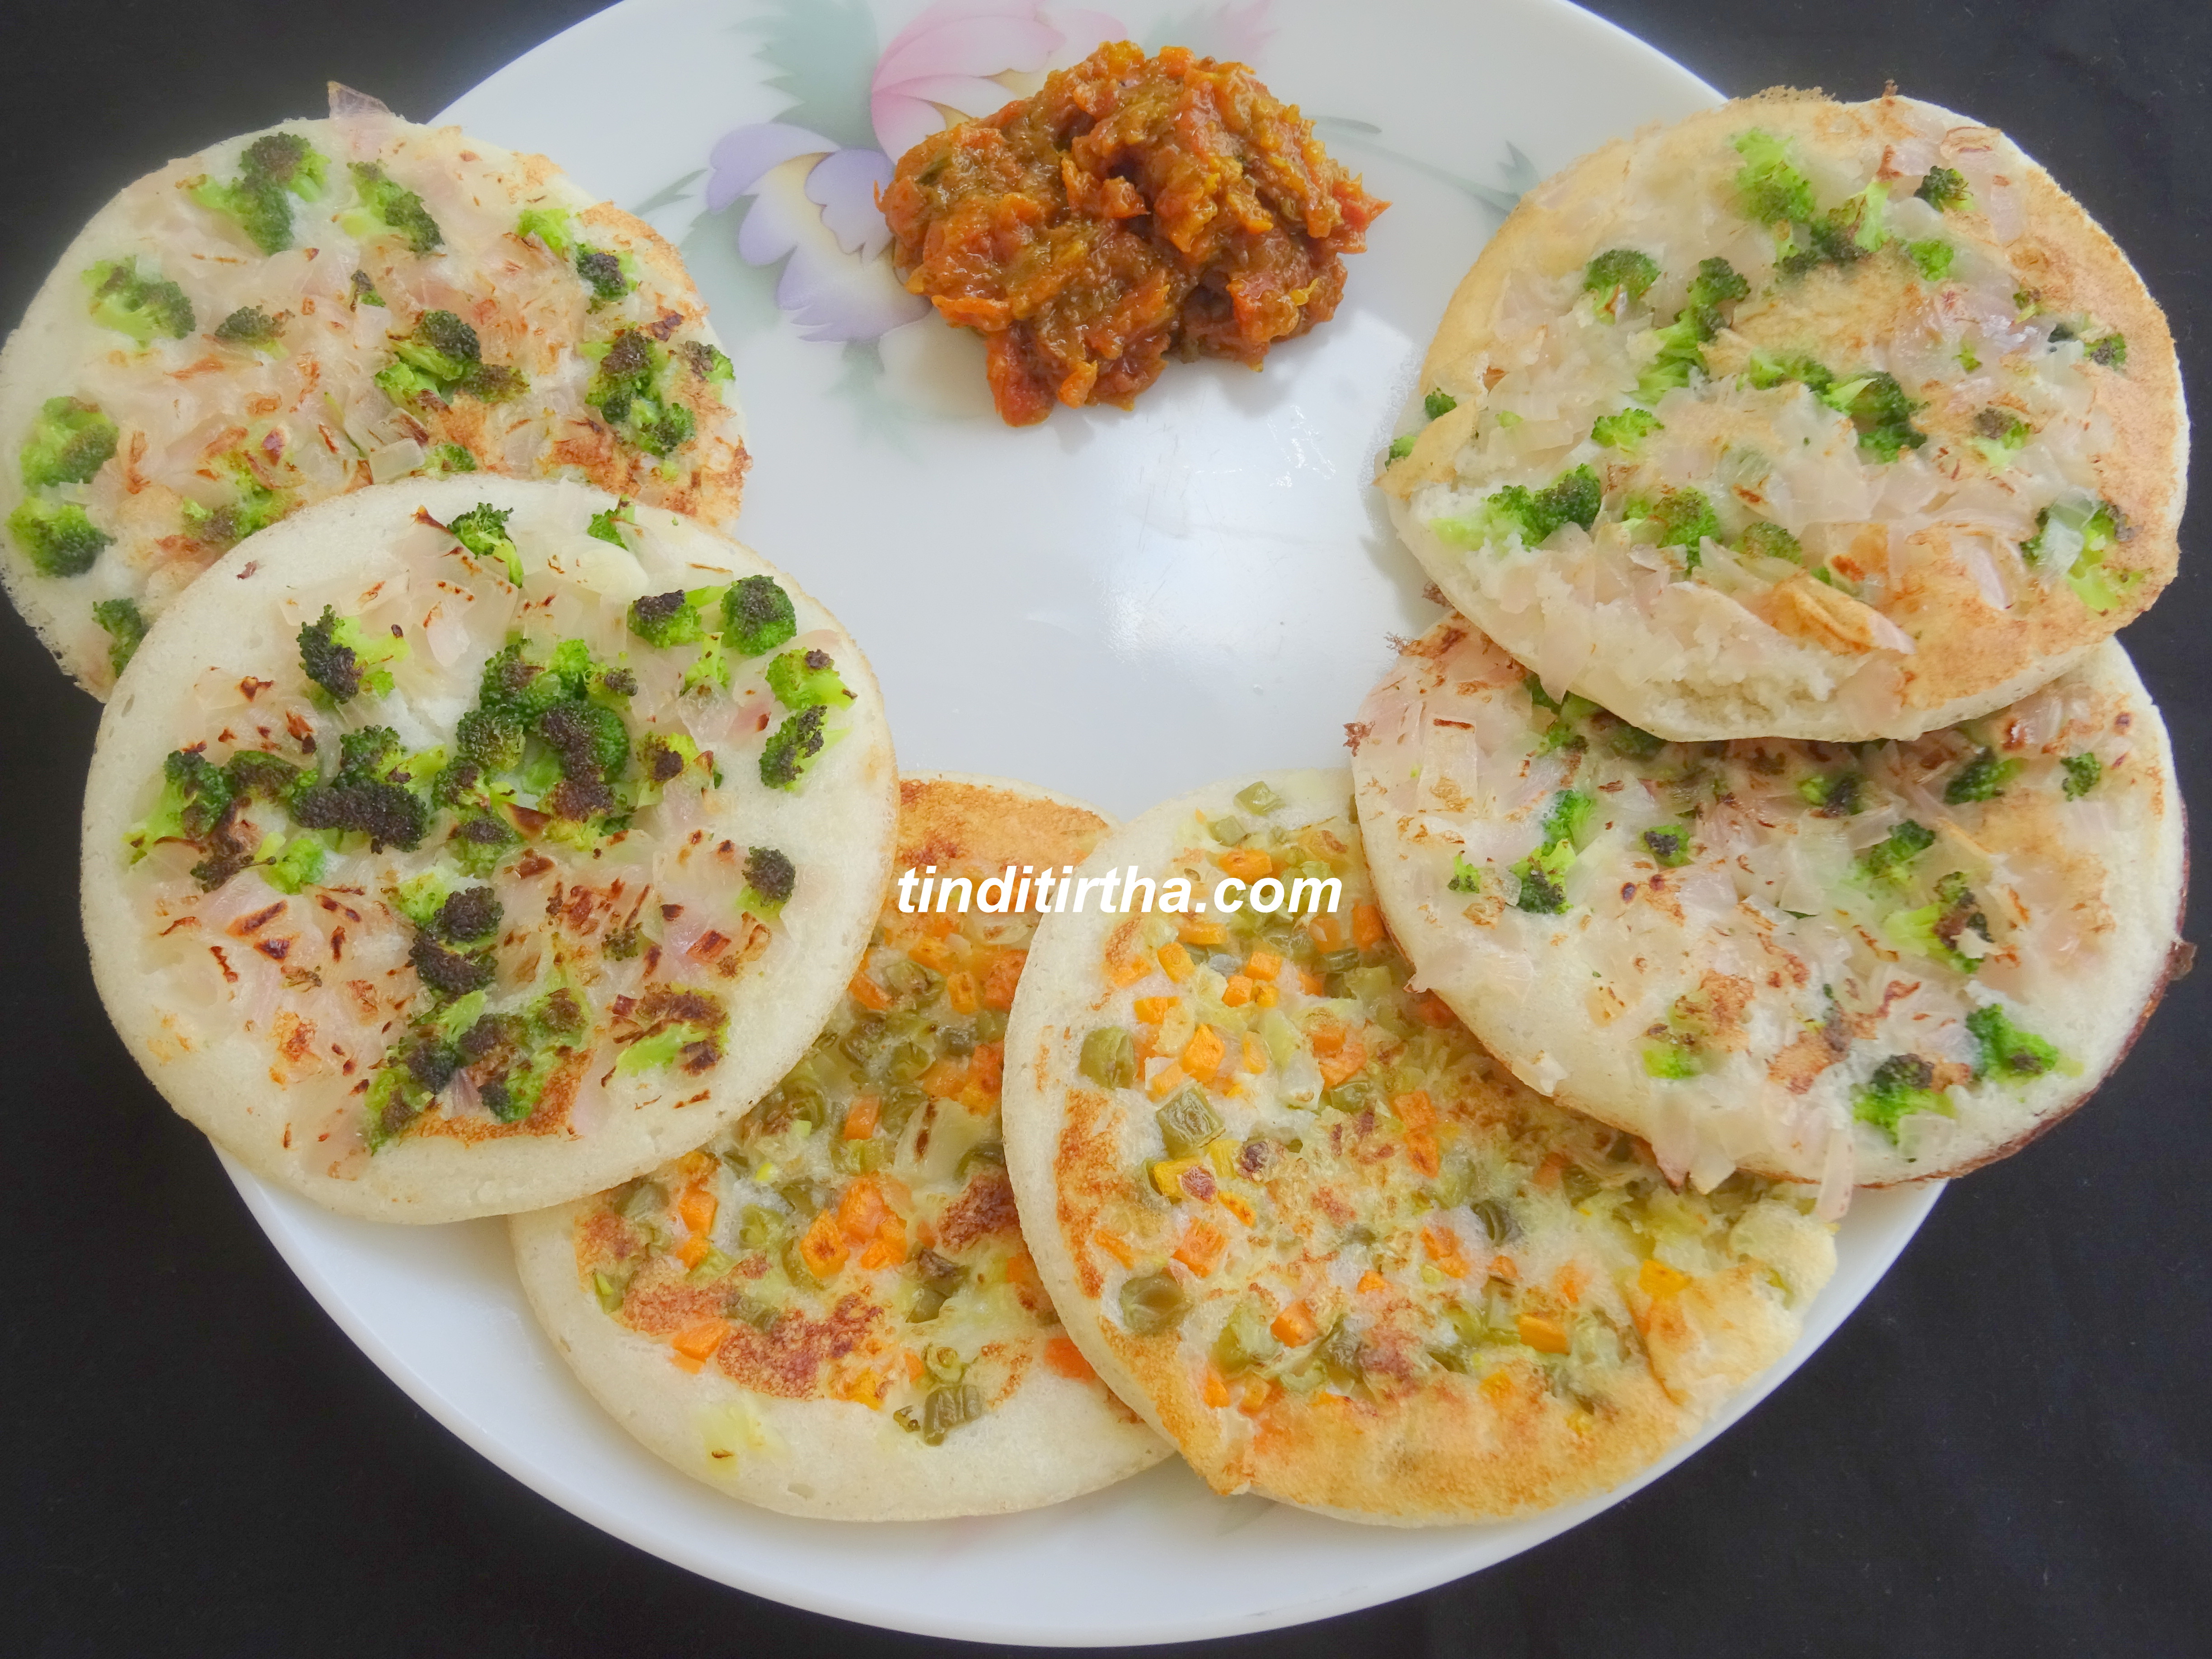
[1174,1219,1228,1276]
[1422,1224,1469,1278]
[1307,912,1347,951]
[1639,1258,1692,1298]
[1410,990,1458,1028]
[1180,1024,1225,1080]
[1150,1157,1200,1199]
[1298,968,1324,996]
[799,1211,848,1279]
[904,1349,926,1382]
[1158,942,1194,983]
[1147,1062,1190,1101]
[842,1095,881,1139]
[1405,1126,1441,1178]
[1237,1377,1276,1415]
[859,1214,907,1270]
[1352,902,1386,947]
[1242,1032,1267,1074]
[1357,1271,1388,1295]
[1534,1151,1571,1189]
[834,1368,887,1409]
[677,1186,717,1235]
[672,1351,706,1375]
[848,970,892,1012]
[1516,1312,1571,1354]
[945,970,979,1013]
[1315,1030,1367,1089]
[920,1056,969,1097]
[1256,983,1279,1008]
[678,1149,714,1178]
[1006,1250,1039,1289]
[1556,1262,1587,1306]
[1132,996,1177,1025]
[1218,1190,1255,1226]
[837,1177,886,1242]
[969,1042,1003,1095]
[1107,952,1155,987]
[1221,974,1253,1008]
[1045,1335,1095,1380]
[672,1319,730,1361]
[1393,1089,1435,1130]
[675,1233,709,1270]
[1244,949,1281,981]
[1309,1021,1348,1057]
[1216,847,1273,881]
[981,949,1027,1009]
[1490,1255,1518,1283]
[909,937,956,973]
[1093,1229,1136,1267]
[1480,1369,1517,1402]
[1203,1367,1231,1408]
[1270,1301,1319,1347]
[1177,915,1228,948]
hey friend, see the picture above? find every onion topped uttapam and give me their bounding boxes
[1,89,748,696]
[82,478,894,1222]
[512,776,1167,1519]
[1001,769,1835,1523]
[1350,619,2185,1191]
[1380,90,2184,742]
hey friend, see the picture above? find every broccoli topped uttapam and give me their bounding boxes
[1350,618,2184,1191]
[1380,90,2183,743]
[1001,769,1836,1524]
[0,89,748,696]
[82,478,893,1222]
[512,776,1167,1520]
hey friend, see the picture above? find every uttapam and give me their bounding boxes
[1002,768,1835,1523]
[2,88,748,695]
[1380,91,2184,742]
[82,477,892,1221]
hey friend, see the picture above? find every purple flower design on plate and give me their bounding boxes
[703,0,1124,344]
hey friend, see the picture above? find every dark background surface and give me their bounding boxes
[7,1,2207,1654]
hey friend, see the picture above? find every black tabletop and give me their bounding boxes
[9,2,2207,1654]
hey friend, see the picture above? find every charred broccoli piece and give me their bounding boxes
[586,328,695,457]
[741,846,796,918]
[1624,486,1722,564]
[433,885,503,945]
[678,339,734,385]
[21,398,118,489]
[1915,166,1970,213]
[213,307,283,349]
[93,596,148,677]
[722,575,797,656]
[8,500,111,576]
[765,647,853,710]
[1434,464,1601,553]
[760,704,830,791]
[1965,1004,2062,1083]
[84,258,194,344]
[1943,746,2022,805]
[1852,1053,1948,1141]
[290,726,428,852]
[192,132,329,254]
[448,503,521,585]
[296,605,408,702]
[347,161,442,254]
[1583,248,1660,312]
[376,310,525,408]
[627,588,706,648]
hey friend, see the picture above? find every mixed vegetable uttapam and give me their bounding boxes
[1002,769,1835,1523]
[1350,619,2185,1191]
[1380,90,2184,743]
[1,89,748,695]
[82,478,893,1221]
[513,776,1167,1518]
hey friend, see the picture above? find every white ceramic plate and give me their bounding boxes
[224,0,1944,1640]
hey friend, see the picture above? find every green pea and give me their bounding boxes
[1120,1271,1188,1335]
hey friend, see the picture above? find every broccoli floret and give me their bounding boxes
[538,700,629,783]
[434,885,503,944]
[21,397,118,489]
[349,268,384,309]
[347,161,442,254]
[585,328,696,456]
[337,727,405,780]
[1858,819,1936,884]
[260,834,328,895]
[1915,166,1971,213]
[1447,853,1481,894]
[2085,333,2127,369]
[455,708,525,776]
[1972,408,2032,462]
[377,311,523,408]
[1591,408,1662,452]
[1434,464,1601,553]
[398,310,480,380]
[627,590,704,648]
[2062,753,2103,800]
[179,460,290,550]
[1543,790,1597,851]
[1852,1053,1949,1142]
[516,206,575,257]
[765,647,854,710]
[292,775,427,851]
[1640,824,1693,867]
[1965,1004,2062,1083]
[741,846,796,918]
[1737,521,1802,563]
[141,749,236,849]
[587,499,635,547]
[224,748,305,804]
[722,575,797,656]
[213,307,283,349]
[93,596,148,677]
[409,931,494,998]
[760,704,830,791]
[297,605,408,702]
[1423,389,1457,420]
[192,133,329,254]
[615,985,729,1076]
[8,499,111,577]
[1606,720,1667,760]
[678,340,734,384]
[449,809,521,877]
[1885,872,1991,972]
[1734,130,1816,225]
[422,444,477,477]
[1795,771,1865,817]
[1385,433,1417,463]
[83,258,194,345]
[1681,255,1750,331]
[576,248,631,305]
[1833,371,1927,462]
[1943,746,2022,805]
[1625,487,1722,563]
[448,503,521,585]
[2022,496,2134,613]
[1583,248,1660,312]
[1746,351,1836,395]
[1509,789,1595,912]
[1907,239,1954,281]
